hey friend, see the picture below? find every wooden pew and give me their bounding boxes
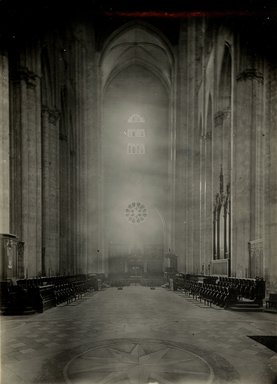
[266,293,277,309]
[33,285,56,312]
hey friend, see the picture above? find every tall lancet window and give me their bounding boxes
[213,168,231,260]
[128,113,145,123]
[126,113,146,155]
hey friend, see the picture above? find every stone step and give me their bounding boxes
[227,306,263,312]
[263,308,277,314]
[235,302,261,307]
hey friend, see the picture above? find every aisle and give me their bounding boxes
[1,287,275,384]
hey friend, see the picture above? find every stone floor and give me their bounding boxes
[1,286,276,384]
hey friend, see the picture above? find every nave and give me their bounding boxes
[1,286,276,384]
[0,1,277,383]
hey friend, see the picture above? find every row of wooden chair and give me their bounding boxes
[1,275,100,313]
[182,281,237,308]
[174,274,266,307]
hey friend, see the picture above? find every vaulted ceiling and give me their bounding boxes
[101,23,174,91]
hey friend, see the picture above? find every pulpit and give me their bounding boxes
[0,234,24,281]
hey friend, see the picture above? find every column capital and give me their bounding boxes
[248,238,263,249]
[42,106,61,125]
[12,66,39,88]
[206,131,212,140]
[214,110,231,127]
[236,68,264,83]
[200,131,212,141]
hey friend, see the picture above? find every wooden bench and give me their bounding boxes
[33,285,56,312]
[7,274,101,313]
[266,293,277,309]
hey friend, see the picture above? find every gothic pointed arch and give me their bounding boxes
[100,21,176,271]
[218,44,232,111]
[100,21,174,91]
[217,43,232,185]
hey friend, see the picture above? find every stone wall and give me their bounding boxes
[0,50,10,234]
[1,10,276,287]
[264,60,277,291]
[6,21,100,277]
[174,18,277,290]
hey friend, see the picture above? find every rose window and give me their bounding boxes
[125,202,147,224]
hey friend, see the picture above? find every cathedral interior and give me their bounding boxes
[0,1,277,383]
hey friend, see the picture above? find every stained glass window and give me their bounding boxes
[128,114,145,123]
[127,143,145,155]
[125,202,148,224]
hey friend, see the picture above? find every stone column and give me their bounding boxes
[264,62,277,290]
[205,129,213,274]
[233,67,264,277]
[248,239,263,277]
[191,20,204,275]
[174,22,188,274]
[0,51,10,234]
[72,23,99,274]
[192,123,201,274]
[10,67,42,277]
[183,19,200,274]
[42,106,60,276]
[59,111,70,275]
[73,33,86,275]
[200,133,206,272]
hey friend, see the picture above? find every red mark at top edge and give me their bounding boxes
[104,10,253,18]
